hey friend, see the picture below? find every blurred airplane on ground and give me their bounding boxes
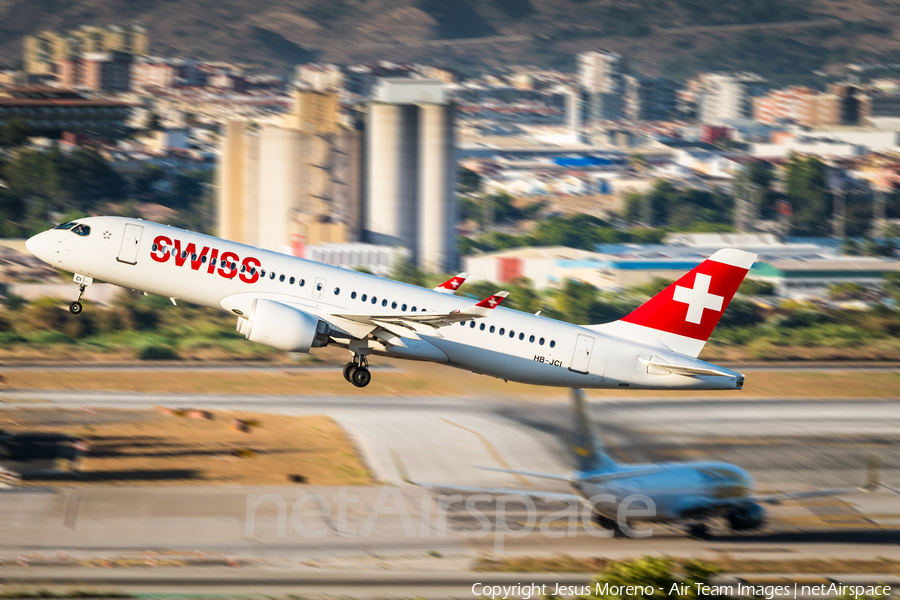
[29,217,751,390]
[400,389,877,538]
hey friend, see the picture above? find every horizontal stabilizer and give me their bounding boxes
[640,357,736,378]
[460,291,509,317]
[434,272,469,294]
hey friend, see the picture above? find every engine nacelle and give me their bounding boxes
[244,299,329,353]
[726,502,766,531]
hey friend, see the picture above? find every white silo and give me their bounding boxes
[418,103,456,273]
[366,102,419,253]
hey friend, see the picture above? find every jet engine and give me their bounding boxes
[243,299,329,353]
[725,502,766,530]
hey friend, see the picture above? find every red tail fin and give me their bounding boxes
[591,249,756,357]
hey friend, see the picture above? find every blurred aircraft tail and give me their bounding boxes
[571,388,618,474]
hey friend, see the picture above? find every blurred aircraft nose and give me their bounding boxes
[25,230,53,263]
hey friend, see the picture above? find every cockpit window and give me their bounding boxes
[71,224,91,236]
[54,222,77,230]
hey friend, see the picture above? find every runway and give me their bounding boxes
[0,389,897,566]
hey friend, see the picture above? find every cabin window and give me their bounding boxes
[72,224,91,236]
[490,325,495,333]
[202,255,208,263]
[539,337,544,345]
[316,282,323,291]
[469,321,475,328]
[460,322,465,327]
[529,335,535,343]
[519,332,524,340]
[351,292,357,299]
[382,299,387,307]
[289,277,295,284]
[411,307,417,312]
[299,279,305,287]
[192,253,198,261]
[499,328,505,335]
[334,287,340,295]
[361,294,367,302]
[480,323,485,331]
[259,269,264,276]
[509,330,515,338]
[240,264,246,273]
[402,304,407,312]
[279,274,285,282]
[211,258,218,266]
[230,262,237,270]
[371,296,377,304]
[54,222,76,230]
[270,272,276,280]
[152,243,158,252]
[550,340,556,348]
[392,301,397,309]
[182,251,188,259]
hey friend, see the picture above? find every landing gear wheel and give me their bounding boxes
[350,367,371,388]
[343,362,355,382]
[687,522,709,539]
[69,301,83,315]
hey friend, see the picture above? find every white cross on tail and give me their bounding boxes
[672,273,724,324]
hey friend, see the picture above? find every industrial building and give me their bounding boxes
[217,89,364,254]
[462,234,898,299]
[0,85,132,137]
[698,73,768,124]
[365,79,457,273]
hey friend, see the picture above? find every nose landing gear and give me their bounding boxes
[69,275,91,315]
[343,353,371,388]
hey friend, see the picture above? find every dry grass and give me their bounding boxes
[1,365,896,399]
[472,555,900,574]
[0,408,374,487]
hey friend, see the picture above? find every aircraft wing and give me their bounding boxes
[392,451,580,502]
[748,487,868,505]
[332,291,508,332]
[434,272,468,294]
[473,466,573,482]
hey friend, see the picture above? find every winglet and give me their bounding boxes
[434,272,469,294]
[462,291,509,317]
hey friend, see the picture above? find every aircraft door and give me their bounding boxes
[312,277,326,300]
[569,333,595,374]
[117,223,144,265]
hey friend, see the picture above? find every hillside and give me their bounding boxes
[1,0,900,83]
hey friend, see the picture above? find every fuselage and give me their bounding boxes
[26,217,743,390]
[575,461,754,522]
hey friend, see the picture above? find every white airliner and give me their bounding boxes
[28,216,752,389]
[399,389,876,538]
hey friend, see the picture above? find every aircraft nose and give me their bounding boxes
[25,231,53,262]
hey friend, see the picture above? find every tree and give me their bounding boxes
[0,118,32,147]
[389,256,426,286]
[561,557,734,600]
[457,166,483,195]
[785,155,832,236]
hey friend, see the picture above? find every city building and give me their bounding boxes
[697,73,767,124]
[577,50,626,121]
[624,75,677,121]
[295,63,345,92]
[217,89,364,254]
[59,51,132,92]
[303,243,409,277]
[132,57,208,90]
[0,85,132,137]
[23,25,148,75]
[365,78,457,273]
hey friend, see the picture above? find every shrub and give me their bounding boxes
[29,330,75,345]
[137,344,180,360]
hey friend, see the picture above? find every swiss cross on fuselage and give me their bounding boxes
[673,273,724,324]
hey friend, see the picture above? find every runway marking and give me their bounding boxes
[440,418,534,488]
[63,489,84,530]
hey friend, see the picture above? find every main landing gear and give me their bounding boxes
[343,354,372,388]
